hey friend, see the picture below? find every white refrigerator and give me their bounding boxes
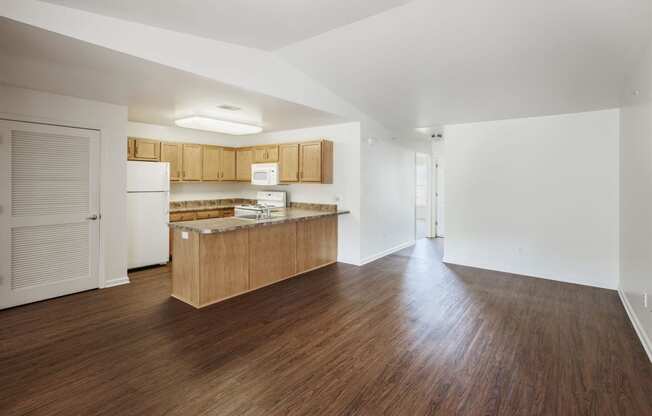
[127,161,170,269]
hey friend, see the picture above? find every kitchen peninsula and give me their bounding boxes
[169,208,348,308]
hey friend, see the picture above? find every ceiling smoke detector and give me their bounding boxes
[217,104,242,111]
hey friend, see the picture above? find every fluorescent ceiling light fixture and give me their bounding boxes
[175,116,262,135]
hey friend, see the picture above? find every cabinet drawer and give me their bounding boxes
[170,212,196,222]
[196,210,222,219]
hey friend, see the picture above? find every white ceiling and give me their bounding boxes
[0,18,345,131]
[279,0,652,128]
[9,0,652,131]
[39,0,413,50]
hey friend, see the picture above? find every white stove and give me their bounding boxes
[235,191,287,217]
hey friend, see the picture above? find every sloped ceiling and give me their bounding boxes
[15,0,652,131]
[40,0,413,50]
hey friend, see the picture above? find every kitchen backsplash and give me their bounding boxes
[170,199,338,212]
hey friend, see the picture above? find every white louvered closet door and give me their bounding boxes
[0,120,100,309]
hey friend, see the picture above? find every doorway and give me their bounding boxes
[0,120,101,309]
[415,152,432,240]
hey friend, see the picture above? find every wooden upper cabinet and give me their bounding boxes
[279,143,299,182]
[299,142,323,182]
[127,138,135,160]
[221,147,237,181]
[300,140,333,183]
[161,142,182,181]
[236,148,253,181]
[132,138,160,161]
[254,145,279,163]
[182,144,203,181]
[202,145,221,181]
[128,138,331,183]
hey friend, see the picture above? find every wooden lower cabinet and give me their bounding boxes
[170,212,197,222]
[171,230,200,304]
[249,223,297,289]
[169,208,235,258]
[296,216,337,272]
[171,216,338,308]
[198,230,249,305]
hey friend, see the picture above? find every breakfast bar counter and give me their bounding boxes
[168,208,348,308]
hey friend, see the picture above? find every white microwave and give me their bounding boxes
[251,163,279,186]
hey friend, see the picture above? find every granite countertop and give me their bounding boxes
[168,208,349,234]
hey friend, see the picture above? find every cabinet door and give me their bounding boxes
[236,148,253,181]
[297,216,337,272]
[202,145,221,181]
[265,145,279,162]
[170,212,196,222]
[196,210,223,219]
[254,147,268,163]
[161,142,182,181]
[279,143,299,182]
[300,142,322,182]
[254,145,279,163]
[133,138,160,160]
[127,138,135,160]
[182,144,203,181]
[249,223,297,289]
[221,148,237,180]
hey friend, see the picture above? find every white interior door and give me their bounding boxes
[0,120,100,309]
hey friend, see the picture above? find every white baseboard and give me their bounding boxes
[103,276,130,288]
[618,289,652,363]
[359,240,415,266]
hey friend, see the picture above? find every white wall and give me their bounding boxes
[444,109,620,289]
[619,36,652,360]
[359,122,431,263]
[0,85,128,287]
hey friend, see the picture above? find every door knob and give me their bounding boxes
[86,214,99,220]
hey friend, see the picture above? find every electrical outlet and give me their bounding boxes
[181,231,189,240]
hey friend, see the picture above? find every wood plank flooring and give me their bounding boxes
[1,238,650,415]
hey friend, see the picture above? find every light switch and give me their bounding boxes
[181,231,189,240]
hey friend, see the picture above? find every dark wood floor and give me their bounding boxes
[1,239,650,415]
